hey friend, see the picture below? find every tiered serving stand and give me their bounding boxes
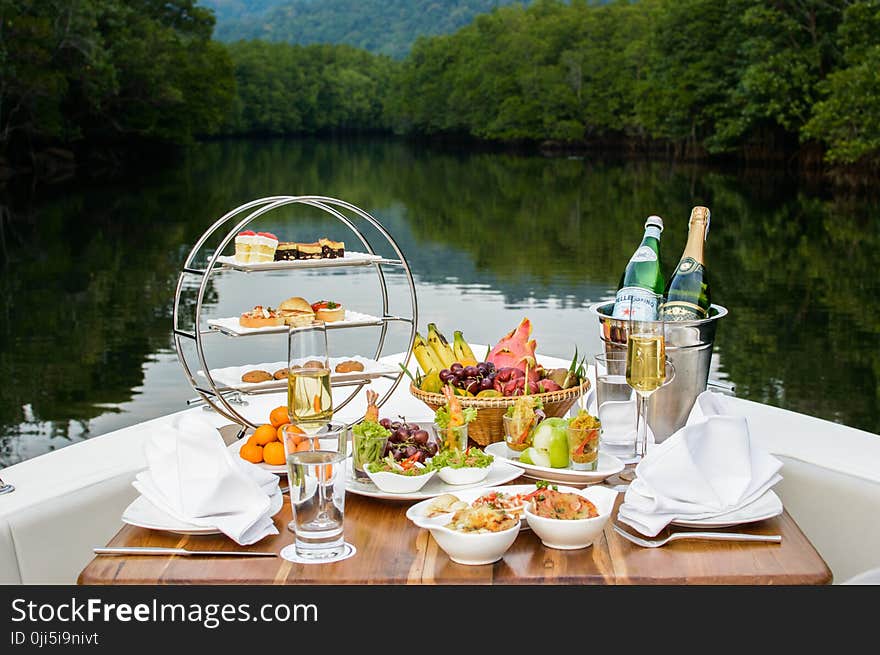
[172,196,418,432]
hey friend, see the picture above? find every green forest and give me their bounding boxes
[205,0,529,59]
[2,0,879,173]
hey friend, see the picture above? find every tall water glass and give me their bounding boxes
[594,350,637,461]
[287,449,347,560]
[626,297,666,460]
[288,321,333,436]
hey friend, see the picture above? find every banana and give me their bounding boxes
[413,332,443,374]
[453,330,478,366]
[427,323,456,368]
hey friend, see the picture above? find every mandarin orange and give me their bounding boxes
[262,441,286,466]
[239,443,264,463]
[252,424,277,446]
[269,406,289,428]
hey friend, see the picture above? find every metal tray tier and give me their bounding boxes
[172,195,418,430]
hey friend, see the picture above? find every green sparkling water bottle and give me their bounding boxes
[611,215,665,321]
[660,206,711,321]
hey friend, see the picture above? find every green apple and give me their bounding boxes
[530,418,571,468]
[519,447,550,467]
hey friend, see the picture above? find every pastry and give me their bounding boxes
[252,232,278,262]
[273,368,288,380]
[311,300,345,322]
[274,241,298,261]
[319,238,345,258]
[335,360,365,373]
[234,230,257,263]
[241,370,273,383]
[294,242,322,260]
[239,305,284,328]
[304,360,325,369]
[278,296,315,326]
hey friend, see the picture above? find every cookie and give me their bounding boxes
[273,368,288,380]
[241,370,272,383]
[335,360,365,373]
[304,360,325,369]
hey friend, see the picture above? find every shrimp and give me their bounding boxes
[442,384,464,451]
[365,389,380,423]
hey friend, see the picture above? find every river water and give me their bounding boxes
[1,137,878,466]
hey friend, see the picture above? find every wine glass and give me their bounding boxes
[625,296,667,461]
[287,320,333,436]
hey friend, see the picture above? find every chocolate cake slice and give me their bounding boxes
[319,238,345,258]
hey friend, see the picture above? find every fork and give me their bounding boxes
[612,523,782,548]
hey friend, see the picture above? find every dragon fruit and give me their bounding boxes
[487,318,538,378]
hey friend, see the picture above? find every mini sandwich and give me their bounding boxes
[278,296,316,327]
[311,300,345,322]
[239,305,283,328]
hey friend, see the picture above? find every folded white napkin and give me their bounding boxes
[617,391,783,536]
[133,413,280,545]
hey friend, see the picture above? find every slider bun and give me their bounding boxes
[278,296,314,313]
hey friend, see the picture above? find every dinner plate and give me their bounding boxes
[215,251,385,271]
[227,436,341,474]
[207,310,384,336]
[669,490,784,528]
[345,460,523,501]
[122,486,284,536]
[199,356,399,392]
[484,442,625,487]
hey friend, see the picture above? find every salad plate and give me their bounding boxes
[122,486,284,536]
[669,490,784,529]
[345,460,523,501]
[484,442,625,487]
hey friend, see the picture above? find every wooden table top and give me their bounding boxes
[79,477,832,586]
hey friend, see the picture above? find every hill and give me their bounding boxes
[202,0,531,59]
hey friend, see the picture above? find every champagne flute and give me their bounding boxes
[286,320,335,534]
[625,296,666,461]
[287,320,333,436]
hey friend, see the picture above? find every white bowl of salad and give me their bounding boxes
[364,454,437,494]
[430,446,494,486]
[522,483,617,550]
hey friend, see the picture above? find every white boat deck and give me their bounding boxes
[1,351,879,584]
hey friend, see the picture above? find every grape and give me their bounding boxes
[476,363,488,377]
[382,442,391,457]
[415,451,427,463]
[412,429,429,445]
[406,422,421,431]
[463,365,479,378]
[484,361,495,373]
[404,445,418,458]
[394,427,410,442]
[439,369,453,382]
[450,363,463,373]
[391,421,402,430]
[379,418,392,429]
[465,379,481,395]
[480,377,494,391]
[426,442,438,456]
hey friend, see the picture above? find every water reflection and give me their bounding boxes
[1,137,878,465]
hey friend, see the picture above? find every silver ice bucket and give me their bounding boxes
[589,301,728,443]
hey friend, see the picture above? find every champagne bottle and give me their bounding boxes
[660,206,711,321]
[611,215,665,321]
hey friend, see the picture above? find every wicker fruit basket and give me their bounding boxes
[409,379,591,447]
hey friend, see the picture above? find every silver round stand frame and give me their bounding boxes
[172,196,418,430]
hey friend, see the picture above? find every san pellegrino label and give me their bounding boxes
[612,216,665,320]
[660,206,711,321]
